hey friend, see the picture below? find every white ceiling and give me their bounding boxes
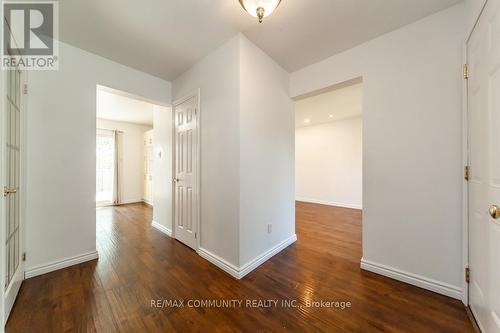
[295,82,362,128]
[59,0,462,81]
[97,89,155,126]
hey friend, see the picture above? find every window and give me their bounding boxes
[96,129,114,204]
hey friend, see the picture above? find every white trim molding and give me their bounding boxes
[296,198,362,210]
[360,258,462,300]
[25,251,99,279]
[198,248,241,279]
[151,220,173,237]
[239,234,298,277]
[96,200,144,208]
[198,234,297,279]
[118,199,144,205]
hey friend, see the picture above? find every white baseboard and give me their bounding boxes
[198,234,297,279]
[151,220,172,237]
[118,199,144,205]
[296,197,362,210]
[360,258,462,300]
[239,234,298,278]
[198,248,241,279]
[96,200,143,208]
[25,250,99,279]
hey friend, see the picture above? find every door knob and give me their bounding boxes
[173,178,179,183]
[3,186,16,197]
[489,205,500,219]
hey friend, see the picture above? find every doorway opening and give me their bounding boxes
[94,86,201,254]
[95,86,157,208]
[95,86,173,242]
[294,78,363,255]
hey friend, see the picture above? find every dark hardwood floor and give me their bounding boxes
[6,202,473,332]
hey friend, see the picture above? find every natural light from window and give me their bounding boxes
[96,129,114,204]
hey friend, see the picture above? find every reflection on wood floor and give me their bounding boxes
[6,202,473,332]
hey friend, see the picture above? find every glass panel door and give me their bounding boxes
[4,68,21,289]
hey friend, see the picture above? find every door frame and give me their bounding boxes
[0,68,28,324]
[0,50,5,327]
[171,89,201,251]
[462,0,489,306]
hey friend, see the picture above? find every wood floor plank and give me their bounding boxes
[5,202,473,332]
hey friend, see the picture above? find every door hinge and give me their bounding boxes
[194,232,197,239]
[23,83,28,94]
[465,267,470,283]
[463,64,470,80]
[22,252,26,262]
[464,165,470,181]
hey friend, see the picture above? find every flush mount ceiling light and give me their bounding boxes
[239,0,282,23]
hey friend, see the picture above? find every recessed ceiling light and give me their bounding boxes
[329,114,333,118]
[304,119,310,124]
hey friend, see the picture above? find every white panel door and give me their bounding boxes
[173,95,198,250]
[3,67,24,322]
[467,0,500,331]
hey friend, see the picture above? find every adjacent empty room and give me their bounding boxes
[295,81,363,211]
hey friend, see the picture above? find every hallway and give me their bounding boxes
[6,203,473,332]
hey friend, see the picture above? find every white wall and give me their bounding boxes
[96,118,152,204]
[26,41,171,273]
[173,35,241,266]
[152,106,173,232]
[239,35,295,266]
[465,0,486,33]
[291,4,465,296]
[173,34,295,269]
[296,117,362,209]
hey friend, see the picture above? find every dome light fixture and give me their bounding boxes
[238,0,282,23]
